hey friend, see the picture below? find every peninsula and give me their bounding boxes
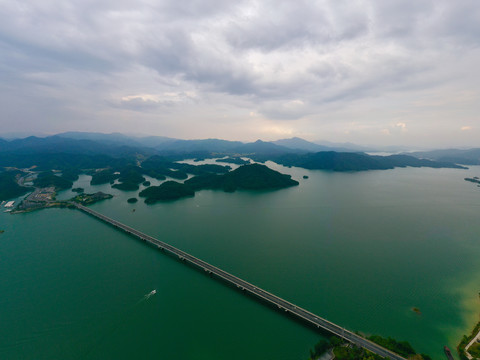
[12,190,112,213]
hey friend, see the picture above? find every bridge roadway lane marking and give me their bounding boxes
[73,203,407,360]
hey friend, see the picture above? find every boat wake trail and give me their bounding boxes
[144,289,157,300]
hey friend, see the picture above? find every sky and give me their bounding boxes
[0,0,479,147]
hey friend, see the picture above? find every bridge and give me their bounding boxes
[73,202,407,360]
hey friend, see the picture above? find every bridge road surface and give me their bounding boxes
[74,203,407,360]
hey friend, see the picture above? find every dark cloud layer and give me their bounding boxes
[1,0,479,146]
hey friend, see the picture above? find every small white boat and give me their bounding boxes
[144,289,157,299]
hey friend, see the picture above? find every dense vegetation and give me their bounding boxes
[367,335,416,358]
[111,166,145,191]
[138,163,297,202]
[308,335,430,360]
[457,321,480,360]
[465,177,480,184]
[0,171,30,201]
[72,192,113,206]
[60,168,81,182]
[141,155,230,180]
[33,171,73,190]
[468,343,480,358]
[264,152,466,172]
[127,197,138,203]
[139,181,194,203]
[0,135,467,175]
[0,152,131,171]
[90,169,120,185]
[185,163,298,192]
[215,157,249,165]
[140,156,186,180]
[410,148,480,165]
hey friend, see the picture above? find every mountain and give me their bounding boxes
[156,138,243,153]
[313,140,375,152]
[185,163,299,192]
[0,135,154,158]
[0,136,151,170]
[273,137,361,152]
[0,132,49,140]
[269,152,466,171]
[0,171,31,201]
[57,131,176,148]
[233,140,298,156]
[409,148,480,165]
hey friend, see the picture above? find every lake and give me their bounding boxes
[1,162,479,359]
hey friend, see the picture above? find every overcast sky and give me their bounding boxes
[1,0,479,147]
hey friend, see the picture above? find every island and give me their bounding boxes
[185,163,299,192]
[139,181,195,203]
[111,165,145,191]
[465,177,480,185]
[127,197,138,203]
[137,164,298,203]
[90,169,120,185]
[72,192,113,206]
[12,190,112,213]
[72,187,84,193]
[215,157,250,165]
[258,152,467,172]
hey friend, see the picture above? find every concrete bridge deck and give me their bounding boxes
[73,202,407,360]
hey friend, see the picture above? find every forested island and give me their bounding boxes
[215,157,250,165]
[12,191,112,213]
[465,177,480,185]
[139,181,195,203]
[185,163,298,192]
[262,152,467,172]
[138,164,298,204]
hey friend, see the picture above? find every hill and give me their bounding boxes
[272,137,360,152]
[269,152,466,171]
[0,171,31,201]
[409,148,480,165]
[185,163,299,192]
[139,181,195,203]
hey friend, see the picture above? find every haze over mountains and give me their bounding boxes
[0,131,442,154]
[0,132,477,171]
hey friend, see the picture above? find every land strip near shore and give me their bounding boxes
[458,321,480,360]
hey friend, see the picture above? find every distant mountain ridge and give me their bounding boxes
[269,152,466,171]
[272,137,361,152]
[0,132,472,172]
[57,131,176,148]
[409,148,480,165]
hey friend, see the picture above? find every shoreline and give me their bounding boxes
[457,320,480,360]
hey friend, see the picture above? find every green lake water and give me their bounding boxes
[1,163,480,359]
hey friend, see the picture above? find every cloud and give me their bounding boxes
[0,0,479,146]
